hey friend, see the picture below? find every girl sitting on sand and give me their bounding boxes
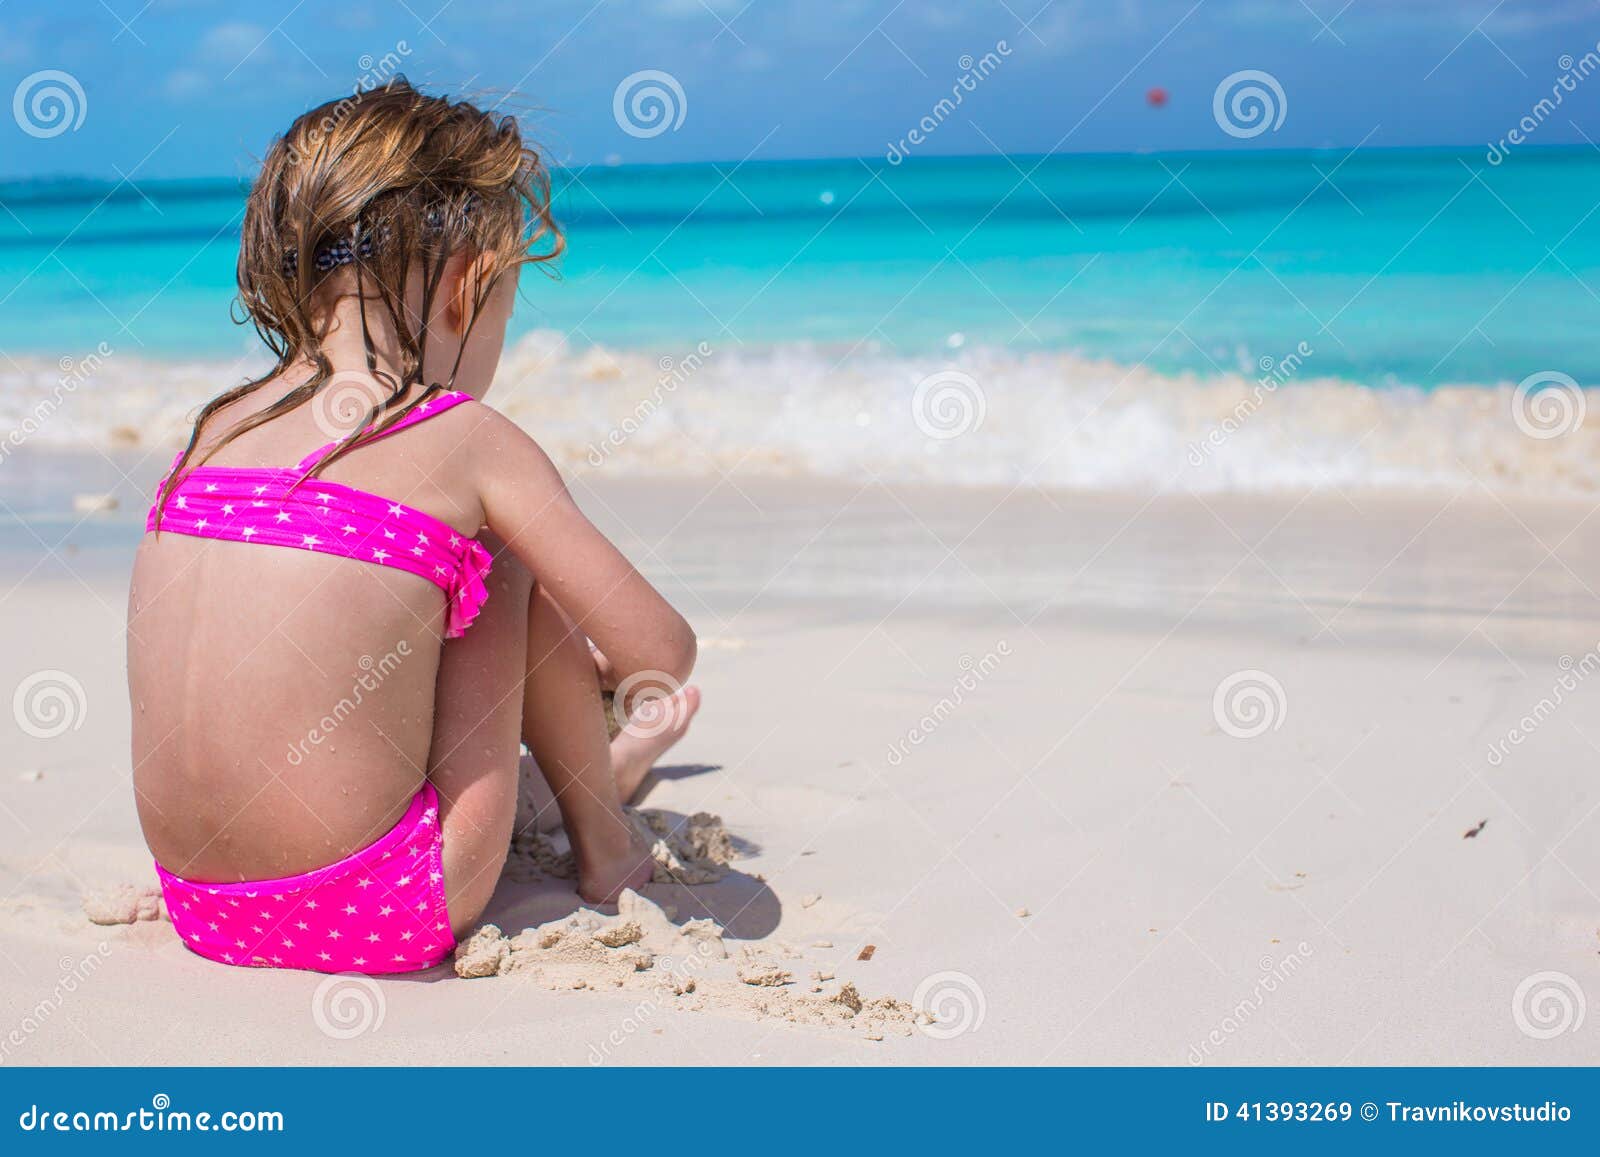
[126,80,700,975]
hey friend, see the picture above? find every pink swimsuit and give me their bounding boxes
[147,390,490,974]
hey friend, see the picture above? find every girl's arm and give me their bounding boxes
[468,406,696,686]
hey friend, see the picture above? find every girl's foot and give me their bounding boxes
[575,825,655,904]
[610,684,702,802]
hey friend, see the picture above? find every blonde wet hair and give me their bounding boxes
[159,77,562,521]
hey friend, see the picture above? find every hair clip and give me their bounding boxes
[279,195,478,277]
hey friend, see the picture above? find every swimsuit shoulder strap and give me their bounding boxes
[294,390,475,473]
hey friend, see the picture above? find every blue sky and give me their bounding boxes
[1,0,1597,179]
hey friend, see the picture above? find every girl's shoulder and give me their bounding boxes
[427,394,542,455]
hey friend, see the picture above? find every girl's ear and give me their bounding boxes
[448,251,498,337]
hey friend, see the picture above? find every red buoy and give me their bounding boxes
[1146,86,1168,108]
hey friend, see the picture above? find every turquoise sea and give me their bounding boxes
[5,147,1597,379]
[2,148,1597,491]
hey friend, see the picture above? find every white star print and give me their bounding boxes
[241,527,256,539]
[342,524,357,535]
[254,485,268,496]
[316,492,332,504]
[379,906,394,917]
[274,510,291,523]
[344,904,357,915]
[175,496,187,509]
[372,548,389,562]
[204,482,218,492]
[356,878,372,890]
[222,503,235,516]
[387,504,403,518]
[353,957,366,967]
[383,528,397,540]
[302,535,321,547]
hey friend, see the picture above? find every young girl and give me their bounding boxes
[127,80,700,975]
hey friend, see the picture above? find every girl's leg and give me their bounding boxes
[433,548,700,931]
[516,584,653,902]
[519,650,703,832]
[429,549,533,937]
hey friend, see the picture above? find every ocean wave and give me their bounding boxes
[2,331,1596,495]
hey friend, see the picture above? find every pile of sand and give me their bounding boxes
[506,808,738,887]
[455,889,926,1040]
[81,884,165,925]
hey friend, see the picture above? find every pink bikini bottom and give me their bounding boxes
[154,783,455,975]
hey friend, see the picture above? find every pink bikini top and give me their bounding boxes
[146,390,492,638]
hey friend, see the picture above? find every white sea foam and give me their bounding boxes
[2,331,1596,495]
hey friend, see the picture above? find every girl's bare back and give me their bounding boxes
[130,390,485,883]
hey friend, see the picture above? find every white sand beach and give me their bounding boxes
[3,458,1598,1065]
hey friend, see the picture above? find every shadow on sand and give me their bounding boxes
[478,764,781,942]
